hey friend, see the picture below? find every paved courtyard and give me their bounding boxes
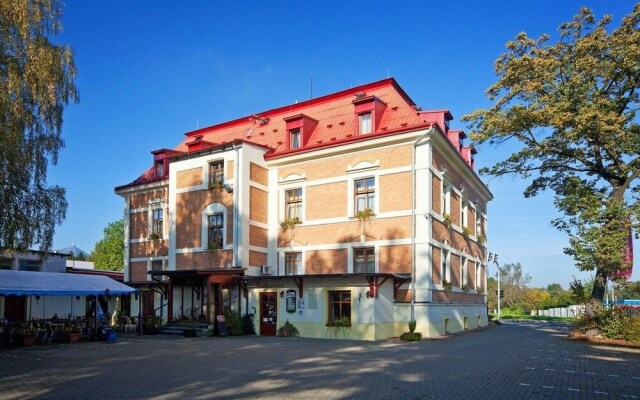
[1,320,639,399]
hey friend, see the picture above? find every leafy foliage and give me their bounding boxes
[223,311,244,336]
[0,0,78,253]
[90,219,124,271]
[400,332,422,342]
[463,5,640,303]
[277,320,299,337]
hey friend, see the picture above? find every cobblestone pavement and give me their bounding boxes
[1,320,639,399]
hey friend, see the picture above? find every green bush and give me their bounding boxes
[223,311,244,336]
[400,332,422,342]
[583,308,640,343]
[408,320,416,333]
[242,313,256,335]
[620,316,640,344]
[277,320,299,337]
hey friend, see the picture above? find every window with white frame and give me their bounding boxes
[285,252,301,275]
[152,208,163,238]
[285,188,302,220]
[354,177,375,213]
[354,247,375,273]
[151,260,164,272]
[207,213,224,250]
[476,262,482,291]
[289,128,301,149]
[209,160,224,187]
[476,206,484,236]
[461,256,467,287]
[441,184,450,216]
[441,249,450,284]
[359,112,372,134]
[461,201,468,228]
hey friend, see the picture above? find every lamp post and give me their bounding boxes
[488,252,501,319]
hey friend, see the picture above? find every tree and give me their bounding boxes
[499,262,532,311]
[463,5,640,306]
[0,1,78,254]
[90,219,124,271]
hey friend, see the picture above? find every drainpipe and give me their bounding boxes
[411,124,435,322]
[233,143,241,268]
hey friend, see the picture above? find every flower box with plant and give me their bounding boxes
[476,286,484,294]
[280,217,302,229]
[18,323,36,345]
[208,180,224,191]
[476,233,486,245]
[148,232,161,241]
[65,324,82,342]
[207,242,222,251]
[461,284,469,293]
[442,213,451,228]
[356,208,375,222]
[277,320,300,337]
[326,316,351,338]
[462,226,471,238]
[442,280,453,292]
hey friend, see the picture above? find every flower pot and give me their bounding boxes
[21,335,36,346]
[66,333,81,343]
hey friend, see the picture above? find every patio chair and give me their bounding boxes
[122,316,136,333]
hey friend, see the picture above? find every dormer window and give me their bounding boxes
[290,128,301,149]
[353,95,386,136]
[359,112,372,134]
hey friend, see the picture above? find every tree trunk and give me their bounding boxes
[586,267,608,319]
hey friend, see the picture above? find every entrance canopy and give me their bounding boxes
[0,270,138,296]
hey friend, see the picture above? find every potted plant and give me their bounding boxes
[277,320,299,337]
[442,213,451,228]
[476,233,486,245]
[461,284,470,293]
[476,285,484,294]
[280,217,301,229]
[462,226,471,238]
[65,324,82,343]
[148,232,161,241]
[355,208,375,222]
[19,323,36,346]
[207,241,222,251]
[208,180,224,191]
[326,316,352,338]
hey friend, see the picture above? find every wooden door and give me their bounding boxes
[259,292,277,336]
[142,291,155,317]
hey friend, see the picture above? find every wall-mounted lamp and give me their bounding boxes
[223,183,233,193]
[279,291,285,298]
[365,291,371,299]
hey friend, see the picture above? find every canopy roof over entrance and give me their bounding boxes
[0,270,137,296]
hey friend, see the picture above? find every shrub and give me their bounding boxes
[223,311,244,336]
[400,332,422,342]
[242,313,256,335]
[408,320,416,333]
[620,316,640,344]
[277,320,299,337]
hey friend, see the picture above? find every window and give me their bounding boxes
[285,188,302,219]
[285,252,301,275]
[207,213,224,249]
[441,184,450,215]
[354,248,375,273]
[476,262,482,290]
[359,112,372,134]
[461,201,467,228]
[0,257,12,270]
[441,250,450,284]
[290,128,301,149]
[152,209,163,238]
[354,177,375,213]
[19,259,41,272]
[209,161,224,187]
[155,161,164,178]
[461,256,467,287]
[328,291,351,323]
[476,208,483,236]
[151,260,163,272]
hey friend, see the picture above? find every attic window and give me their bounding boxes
[155,161,165,178]
[290,129,301,149]
[359,112,372,134]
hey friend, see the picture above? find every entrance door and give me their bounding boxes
[4,296,25,321]
[142,291,155,317]
[259,292,277,336]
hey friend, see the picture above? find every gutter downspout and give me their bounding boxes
[411,124,434,322]
[233,143,241,267]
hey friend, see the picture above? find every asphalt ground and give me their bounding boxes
[1,320,639,399]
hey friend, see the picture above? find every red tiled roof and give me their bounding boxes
[117,78,442,189]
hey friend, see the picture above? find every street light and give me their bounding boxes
[488,252,501,319]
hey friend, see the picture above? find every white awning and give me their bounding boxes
[0,270,137,296]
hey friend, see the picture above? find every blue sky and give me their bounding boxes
[50,1,638,288]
